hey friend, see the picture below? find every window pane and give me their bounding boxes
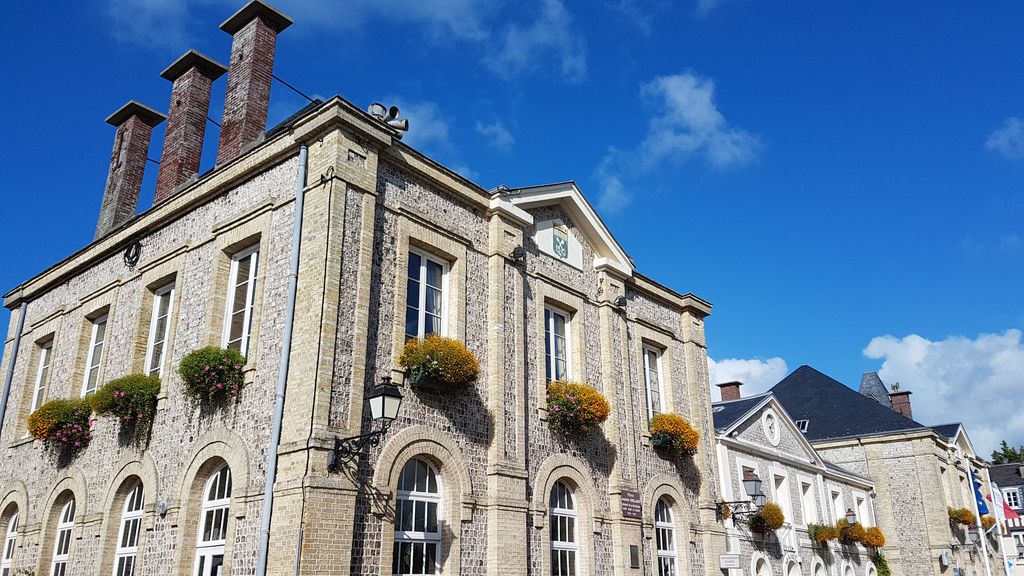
[406,278,420,308]
[425,260,442,288]
[427,502,437,533]
[401,499,413,532]
[425,543,436,574]
[425,286,441,316]
[398,542,411,574]
[415,501,426,532]
[408,253,421,280]
[412,543,424,574]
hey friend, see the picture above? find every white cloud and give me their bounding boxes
[863,329,1024,459]
[639,73,761,169]
[594,71,760,214]
[475,120,515,150]
[488,0,587,83]
[273,0,495,41]
[986,117,1024,160]
[708,356,789,402]
[695,0,722,16]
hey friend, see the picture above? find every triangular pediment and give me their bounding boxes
[499,181,633,277]
[719,395,826,468]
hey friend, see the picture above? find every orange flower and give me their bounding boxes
[399,336,480,390]
[864,527,886,548]
[546,380,610,436]
[649,413,701,454]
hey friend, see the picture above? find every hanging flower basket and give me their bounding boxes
[179,347,247,404]
[863,526,886,548]
[399,335,479,392]
[92,374,160,426]
[981,515,996,530]
[546,380,610,437]
[837,520,866,545]
[649,413,700,455]
[808,523,839,544]
[748,502,785,534]
[947,507,975,527]
[27,398,94,456]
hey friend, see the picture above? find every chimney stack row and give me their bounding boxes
[95,0,292,239]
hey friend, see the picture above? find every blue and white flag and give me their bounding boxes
[969,468,990,516]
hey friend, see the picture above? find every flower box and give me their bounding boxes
[399,336,479,392]
[27,398,94,456]
[179,347,247,404]
[546,380,610,437]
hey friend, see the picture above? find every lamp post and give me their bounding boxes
[845,509,858,524]
[328,377,403,472]
[717,471,767,520]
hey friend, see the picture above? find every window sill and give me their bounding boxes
[8,435,34,449]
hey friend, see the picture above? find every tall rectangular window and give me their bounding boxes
[544,308,570,382]
[405,250,447,341]
[31,341,53,412]
[800,481,816,525]
[222,246,259,356]
[82,315,108,396]
[855,494,871,527]
[145,283,175,377]
[773,474,792,522]
[831,490,843,523]
[642,345,664,420]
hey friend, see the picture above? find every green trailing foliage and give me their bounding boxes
[179,347,247,404]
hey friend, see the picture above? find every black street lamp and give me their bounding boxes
[845,508,858,524]
[328,377,404,472]
[717,470,767,520]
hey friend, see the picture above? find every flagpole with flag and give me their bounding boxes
[991,481,1013,576]
[969,466,995,576]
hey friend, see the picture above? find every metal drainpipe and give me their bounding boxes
[0,302,28,441]
[256,143,307,575]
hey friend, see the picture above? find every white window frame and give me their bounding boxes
[51,499,75,576]
[830,487,844,524]
[798,475,817,526]
[854,491,872,526]
[222,246,259,357]
[393,458,442,576]
[795,419,809,433]
[654,498,677,576]
[31,341,53,412]
[144,283,175,377]
[81,315,108,396]
[549,481,579,576]
[405,248,449,341]
[2,512,17,576]
[193,466,231,576]
[544,306,572,383]
[642,344,665,421]
[114,483,145,576]
[1005,489,1021,509]
[772,470,793,524]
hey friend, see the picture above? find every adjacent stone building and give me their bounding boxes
[712,388,878,576]
[0,2,727,575]
[989,464,1024,562]
[769,366,1005,576]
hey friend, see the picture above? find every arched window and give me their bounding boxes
[813,563,827,576]
[193,465,231,576]
[393,458,441,575]
[51,499,75,576]
[786,560,800,576]
[843,565,855,576]
[1,510,17,576]
[549,481,578,576]
[114,483,144,576]
[654,498,676,576]
[754,558,770,576]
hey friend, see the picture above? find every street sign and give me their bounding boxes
[720,554,741,569]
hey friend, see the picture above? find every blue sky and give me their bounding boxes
[1,1,1022,456]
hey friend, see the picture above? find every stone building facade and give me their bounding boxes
[0,2,728,575]
[712,392,878,576]
[770,367,1005,576]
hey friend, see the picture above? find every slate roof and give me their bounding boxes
[990,464,1024,488]
[712,394,771,432]
[769,365,928,442]
[858,372,893,408]
[931,423,962,440]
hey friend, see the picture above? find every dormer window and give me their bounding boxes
[795,420,809,433]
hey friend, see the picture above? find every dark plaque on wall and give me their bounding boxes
[621,490,642,519]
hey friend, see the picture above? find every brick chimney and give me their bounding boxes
[889,384,913,419]
[154,50,227,204]
[717,381,743,401]
[216,0,292,165]
[95,102,166,240]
